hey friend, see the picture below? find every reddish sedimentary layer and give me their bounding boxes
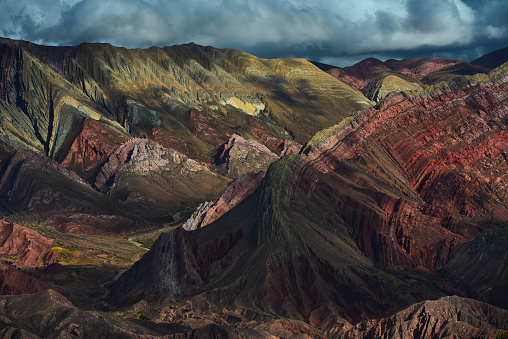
[328,56,489,90]
[0,267,50,295]
[188,110,233,147]
[0,221,57,267]
[328,58,394,90]
[299,71,508,268]
[42,214,135,234]
[61,118,128,180]
[0,148,110,213]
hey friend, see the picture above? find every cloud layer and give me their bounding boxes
[1,0,507,66]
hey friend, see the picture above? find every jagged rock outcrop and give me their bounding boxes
[109,63,508,332]
[0,221,57,267]
[214,134,279,177]
[183,171,266,230]
[0,289,274,338]
[339,296,508,339]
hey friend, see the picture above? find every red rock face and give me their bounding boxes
[299,73,508,268]
[188,109,233,147]
[60,118,128,180]
[328,56,489,90]
[0,267,50,295]
[0,149,109,214]
[0,221,57,267]
[383,57,470,79]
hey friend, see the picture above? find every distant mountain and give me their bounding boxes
[471,46,508,69]
[318,52,504,103]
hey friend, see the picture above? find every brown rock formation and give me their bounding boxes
[0,37,371,169]
[327,56,491,92]
[41,263,72,282]
[0,148,112,214]
[440,229,508,309]
[182,171,266,230]
[214,134,279,178]
[0,220,56,267]
[299,68,508,269]
[339,296,508,339]
[0,289,273,338]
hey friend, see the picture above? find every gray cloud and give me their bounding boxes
[0,0,507,66]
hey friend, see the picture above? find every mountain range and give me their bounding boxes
[0,36,507,338]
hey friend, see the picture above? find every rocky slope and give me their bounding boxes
[0,36,369,232]
[0,221,57,267]
[109,61,508,334]
[339,296,508,339]
[0,289,275,338]
[213,134,279,177]
[0,36,371,163]
[94,138,228,211]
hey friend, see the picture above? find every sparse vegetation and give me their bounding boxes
[494,332,508,339]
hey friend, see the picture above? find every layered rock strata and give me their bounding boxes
[109,63,508,331]
[0,221,57,267]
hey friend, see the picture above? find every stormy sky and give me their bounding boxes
[0,0,507,66]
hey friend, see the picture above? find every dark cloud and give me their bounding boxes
[0,0,507,66]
